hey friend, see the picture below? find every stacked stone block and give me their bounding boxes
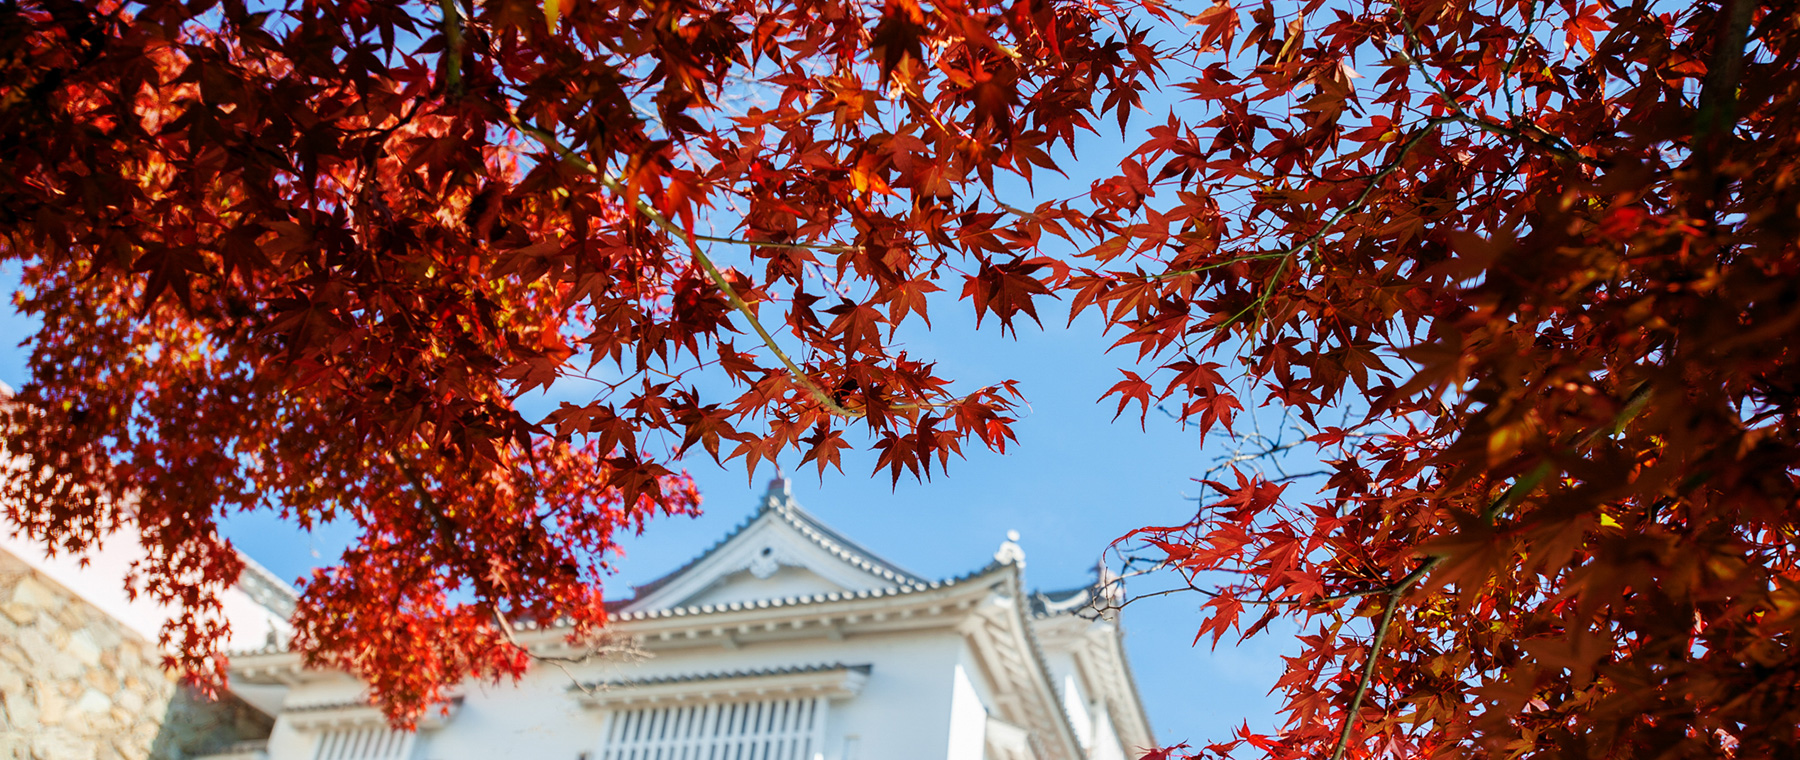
[0,552,269,760]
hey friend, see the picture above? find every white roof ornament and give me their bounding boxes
[762,476,794,512]
[620,479,935,612]
[1096,558,1123,606]
[747,544,787,579]
[994,530,1025,569]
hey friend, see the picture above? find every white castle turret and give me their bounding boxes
[220,484,1154,760]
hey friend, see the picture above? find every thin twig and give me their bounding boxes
[487,607,645,697]
[390,451,640,691]
[1260,118,1446,277]
[504,115,865,419]
[1329,590,1407,760]
[692,233,863,253]
[1141,116,1450,286]
[1268,469,1332,484]
[1449,114,1606,168]
[1501,0,1537,115]
[1325,479,1531,760]
[1395,11,1603,168]
[1146,251,1289,281]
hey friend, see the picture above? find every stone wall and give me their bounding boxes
[0,551,270,760]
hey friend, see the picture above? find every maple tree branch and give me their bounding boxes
[690,234,862,253]
[1501,0,1538,115]
[1395,13,1603,168]
[390,452,632,672]
[1330,592,1405,760]
[392,454,440,514]
[503,115,867,419]
[437,0,463,96]
[1688,0,1754,216]
[1152,119,1446,330]
[1189,580,1411,609]
[1145,251,1288,281]
[1575,381,1653,449]
[1323,550,1446,760]
[486,606,645,699]
[1268,469,1332,484]
[663,223,866,419]
[1106,585,1196,609]
[1696,0,1754,140]
[1289,119,1446,255]
[487,607,634,666]
[1447,114,1607,168]
[1326,475,1534,760]
[388,453,462,559]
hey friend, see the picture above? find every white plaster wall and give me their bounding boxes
[1060,674,1093,751]
[1039,649,1097,752]
[944,664,987,760]
[1039,648,1077,700]
[281,675,379,709]
[1040,644,1136,760]
[951,639,998,708]
[682,567,850,609]
[0,523,290,651]
[818,633,960,760]
[267,629,966,760]
[1090,705,1127,760]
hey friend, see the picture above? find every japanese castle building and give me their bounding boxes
[3,479,1155,760]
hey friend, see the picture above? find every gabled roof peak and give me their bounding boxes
[618,481,932,611]
[753,485,928,589]
[759,476,796,513]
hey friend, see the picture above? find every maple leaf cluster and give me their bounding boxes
[5,0,1800,753]
[0,0,1155,723]
[1085,0,1800,757]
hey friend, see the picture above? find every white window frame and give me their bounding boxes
[308,727,418,760]
[598,696,830,760]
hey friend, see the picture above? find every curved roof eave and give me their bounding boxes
[990,562,1090,760]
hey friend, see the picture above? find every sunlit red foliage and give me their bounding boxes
[0,0,1157,726]
[4,0,1800,754]
[1096,0,1800,757]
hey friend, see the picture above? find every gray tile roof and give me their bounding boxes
[282,695,464,713]
[572,662,872,692]
[616,478,929,607]
[1028,584,1098,617]
[537,560,1006,626]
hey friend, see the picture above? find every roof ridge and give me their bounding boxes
[608,561,1005,623]
[992,565,1088,759]
[234,548,298,618]
[767,499,929,588]
[227,563,1013,658]
[622,480,930,605]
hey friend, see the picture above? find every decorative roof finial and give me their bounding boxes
[994,529,1025,568]
[1096,557,1124,606]
[762,475,792,512]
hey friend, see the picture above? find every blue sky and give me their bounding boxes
[1,257,1302,749]
[0,22,1335,745]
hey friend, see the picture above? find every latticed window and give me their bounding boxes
[598,697,829,760]
[309,727,417,760]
